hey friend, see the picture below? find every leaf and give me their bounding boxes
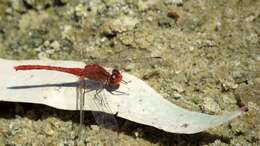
[0,59,246,134]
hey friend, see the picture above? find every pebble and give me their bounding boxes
[50,41,61,50]
[164,0,183,5]
[255,54,260,61]
[201,97,221,113]
[11,0,26,12]
[90,125,100,131]
[101,16,139,36]
[223,95,236,104]
[74,4,87,18]
[167,11,180,21]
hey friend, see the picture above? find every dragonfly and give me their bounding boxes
[14,63,129,143]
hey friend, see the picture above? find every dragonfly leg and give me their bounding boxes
[94,82,116,114]
[94,88,104,105]
[109,90,129,96]
[121,79,131,84]
[79,79,85,125]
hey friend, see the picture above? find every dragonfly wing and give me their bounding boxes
[92,88,119,130]
[90,84,120,144]
[76,79,120,145]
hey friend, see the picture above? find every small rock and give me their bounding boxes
[61,25,73,39]
[222,81,238,90]
[43,125,54,136]
[142,70,160,80]
[134,128,143,138]
[248,102,259,112]
[43,40,50,47]
[167,11,180,21]
[201,97,221,113]
[173,92,182,99]
[147,16,153,21]
[19,11,49,33]
[137,1,149,11]
[211,139,229,146]
[164,0,183,5]
[11,0,26,12]
[23,0,58,10]
[172,83,185,93]
[254,53,260,61]
[38,52,49,59]
[90,125,100,131]
[5,8,13,15]
[230,118,249,135]
[189,46,195,51]
[74,4,87,18]
[101,16,139,36]
[223,95,236,104]
[124,63,135,71]
[46,48,55,54]
[215,20,222,31]
[158,17,173,28]
[9,124,21,136]
[50,41,61,50]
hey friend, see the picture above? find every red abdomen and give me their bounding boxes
[14,64,111,83]
[15,65,83,77]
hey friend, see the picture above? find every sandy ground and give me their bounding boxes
[0,0,259,145]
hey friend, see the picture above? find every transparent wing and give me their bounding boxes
[76,79,119,145]
[89,82,120,145]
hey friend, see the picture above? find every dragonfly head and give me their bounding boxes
[108,69,122,87]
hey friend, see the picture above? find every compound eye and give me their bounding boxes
[112,69,119,74]
[111,74,116,79]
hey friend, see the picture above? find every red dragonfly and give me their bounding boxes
[14,64,127,134]
[14,64,124,88]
